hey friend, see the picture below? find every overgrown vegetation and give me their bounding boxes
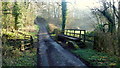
[1,2,39,66]
[2,44,37,66]
[2,24,39,66]
[92,0,120,56]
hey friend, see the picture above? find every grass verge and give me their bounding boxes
[71,48,120,67]
[2,45,37,66]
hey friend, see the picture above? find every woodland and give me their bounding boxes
[0,0,120,67]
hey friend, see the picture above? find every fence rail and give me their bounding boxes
[64,29,86,43]
[64,29,95,44]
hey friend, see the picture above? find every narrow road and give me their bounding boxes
[36,18,88,67]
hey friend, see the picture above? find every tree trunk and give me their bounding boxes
[14,16,18,30]
[118,1,120,56]
[61,0,67,33]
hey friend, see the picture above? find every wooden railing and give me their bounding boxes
[64,29,95,44]
[64,29,86,43]
[2,31,33,51]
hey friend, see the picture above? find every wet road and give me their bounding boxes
[36,18,88,67]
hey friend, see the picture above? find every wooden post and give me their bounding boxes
[64,29,65,35]
[79,30,81,38]
[93,34,97,50]
[66,30,68,35]
[63,29,65,35]
[83,30,86,43]
[30,36,33,45]
[74,30,75,37]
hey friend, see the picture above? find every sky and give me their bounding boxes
[66,0,100,10]
[65,0,100,30]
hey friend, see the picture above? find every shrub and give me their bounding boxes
[47,24,59,33]
[94,31,118,55]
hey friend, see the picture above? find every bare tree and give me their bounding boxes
[92,0,118,33]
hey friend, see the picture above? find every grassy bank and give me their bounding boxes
[71,48,120,67]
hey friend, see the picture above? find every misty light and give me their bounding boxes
[66,0,100,10]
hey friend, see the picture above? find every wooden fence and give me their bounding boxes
[64,29,95,44]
